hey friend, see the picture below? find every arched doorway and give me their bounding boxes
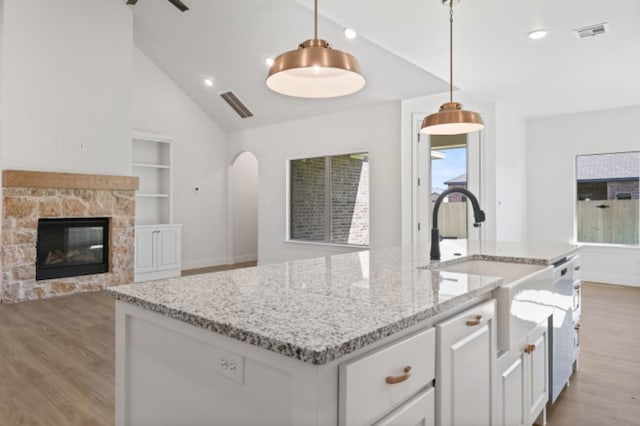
[228,151,258,263]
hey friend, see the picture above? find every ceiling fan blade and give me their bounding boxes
[126,0,138,5]
[168,0,189,12]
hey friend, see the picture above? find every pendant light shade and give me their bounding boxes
[421,0,484,135]
[421,102,484,135]
[266,1,365,98]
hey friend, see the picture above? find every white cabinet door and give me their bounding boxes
[496,347,527,426]
[134,225,182,282]
[157,227,181,271]
[528,323,548,422]
[436,300,496,426]
[374,386,435,426]
[496,319,550,426]
[134,228,156,274]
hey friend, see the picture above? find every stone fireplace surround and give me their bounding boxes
[1,170,139,303]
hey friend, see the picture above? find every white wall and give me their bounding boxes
[494,103,528,242]
[227,102,402,265]
[527,106,640,286]
[132,46,228,270]
[230,151,258,263]
[0,0,132,175]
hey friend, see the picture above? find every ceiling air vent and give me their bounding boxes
[574,22,609,39]
[220,91,253,119]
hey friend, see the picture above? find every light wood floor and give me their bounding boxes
[0,281,638,425]
[546,282,640,426]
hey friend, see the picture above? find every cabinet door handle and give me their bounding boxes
[385,366,412,385]
[575,266,581,271]
[574,284,581,290]
[524,344,536,354]
[574,324,581,330]
[466,315,482,326]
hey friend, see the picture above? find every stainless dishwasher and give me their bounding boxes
[548,256,576,404]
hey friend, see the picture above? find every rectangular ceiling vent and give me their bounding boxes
[574,22,609,39]
[220,91,253,119]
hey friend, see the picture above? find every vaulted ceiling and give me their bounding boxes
[130,0,640,132]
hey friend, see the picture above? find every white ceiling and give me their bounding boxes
[130,0,640,132]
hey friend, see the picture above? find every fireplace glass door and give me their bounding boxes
[36,217,109,280]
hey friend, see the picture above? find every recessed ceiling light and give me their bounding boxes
[528,29,549,40]
[344,28,357,40]
[265,57,274,67]
[204,78,214,87]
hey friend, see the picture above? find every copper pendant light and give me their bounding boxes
[421,0,484,135]
[266,0,365,98]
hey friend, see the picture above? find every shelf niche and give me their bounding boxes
[131,131,173,226]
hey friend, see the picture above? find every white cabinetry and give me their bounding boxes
[496,320,549,426]
[436,300,496,426]
[572,255,582,371]
[496,342,527,426]
[527,323,549,424]
[134,224,182,282]
[374,387,435,426]
[132,131,182,282]
[339,327,435,426]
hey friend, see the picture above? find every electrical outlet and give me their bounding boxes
[215,349,244,385]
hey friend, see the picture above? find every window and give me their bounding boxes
[431,135,468,239]
[576,151,639,245]
[289,152,369,246]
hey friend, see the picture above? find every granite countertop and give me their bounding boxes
[107,240,578,365]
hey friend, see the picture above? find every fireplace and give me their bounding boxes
[36,217,109,280]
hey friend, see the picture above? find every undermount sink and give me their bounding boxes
[439,259,554,351]
[438,260,546,284]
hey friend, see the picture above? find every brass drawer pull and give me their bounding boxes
[386,366,412,385]
[466,315,482,326]
[524,344,536,354]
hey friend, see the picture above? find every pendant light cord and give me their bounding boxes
[314,0,318,40]
[449,0,453,104]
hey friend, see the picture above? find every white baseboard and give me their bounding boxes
[232,253,258,263]
[181,257,228,271]
[181,255,257,271]
[582,272,640,287]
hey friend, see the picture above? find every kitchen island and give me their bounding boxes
[107,240,578,426]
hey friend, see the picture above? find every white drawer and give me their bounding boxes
[374,386,435,426]
[339,327,436,426]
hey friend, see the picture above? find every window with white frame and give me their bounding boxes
[575,151,639,245]
[289,153,369,246]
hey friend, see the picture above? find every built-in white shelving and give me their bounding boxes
[131,130,182,282]
[131,131,173,225]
